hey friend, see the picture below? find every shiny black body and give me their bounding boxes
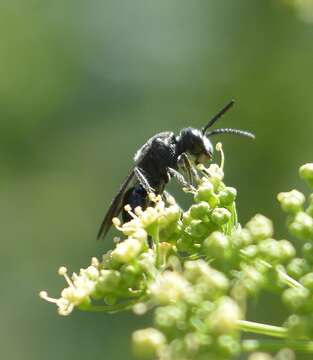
[97,100,254,239]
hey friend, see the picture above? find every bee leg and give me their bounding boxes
[162,190,174,204]
[167,167,195,191]
[179,153,199,186]
[134,167,155,194]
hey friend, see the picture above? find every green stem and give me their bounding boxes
[277,267,304,289]
[242,339,313,353]
[79,297,146,313]
[259,260,303,289]
[237,320,288,338]
[150,223,161,268]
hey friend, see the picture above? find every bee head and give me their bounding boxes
[178,128,213,164]
[177,100,255,164]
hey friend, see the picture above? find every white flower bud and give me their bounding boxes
[206,297,242,334]
[111,237,142,263]
[248,353,273,360]
[132,328,166,358]
[84,266,99,281]
[149,271,192,305]
[299,163,313,187]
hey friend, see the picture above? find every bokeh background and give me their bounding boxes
[1,1,313,359]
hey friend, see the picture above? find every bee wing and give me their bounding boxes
[97,168,136,239]
[97,131,175,240]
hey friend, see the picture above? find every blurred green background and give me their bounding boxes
[1,1,313,359]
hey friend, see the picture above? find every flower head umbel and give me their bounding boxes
[40,153,313,360]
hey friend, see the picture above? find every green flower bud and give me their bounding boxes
[218,187,237,206]
[282,287,310,312]
[207,164,224,189]
[208,193,220,208]
[176,234,194,253]
[96,269,121,294]
[258,239,280,261]
[132,328,166,359]
[184,332,210,355]
[138,250,156,275]
[300,272,313,291]
[217,335,241,357]
[288,212,313,240]
[302,242,313,263]
[206,297,242,334]
[246,214,274,242]
[239,265,265,295]
[159,204,181,230]
[299,163,313,188]
[258,239,295,263]
[189,202,211,220]
[154,305,186,331]
[120,264,141,288]
[184,260,229,293]
[278,240,296,262]
[306,194,313,217]
[102,294,117,305]
[149,271,192,305]
[203,231,230,260]
[102,251,120,270]
[231,228,252,247]
[277,189,305,213]
[185,219,210,239]
[287,258,310,279]
[241,245,259,259]
[211,207,232,225]
[182,211,193,226]
[194,182,214,203]
[275,349,295,360]
[285,314,311,339]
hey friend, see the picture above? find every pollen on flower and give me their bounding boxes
[91,257,99,267]
[148,192,157,201]
[58,266,67,276]
[124,204,132,212]
[216,142,223,152]
[112,217,121,227]
[58,266,74,288]
[134,206,143,216]
[39,291,49,299]
[216,142,225,170]
[133,302,148,315]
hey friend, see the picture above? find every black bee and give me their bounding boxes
[97,100,254,239]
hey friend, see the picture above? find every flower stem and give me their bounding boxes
[242,339,313,353]
[276,267,304,289]
[79,297,146,313]
[150,223,161,268]
[259,260,304,289]
[237,320,287,338]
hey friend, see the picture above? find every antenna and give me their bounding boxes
[206,128,255,139]
[202,99,235,134]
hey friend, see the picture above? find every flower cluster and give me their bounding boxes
[40,153,313,360]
